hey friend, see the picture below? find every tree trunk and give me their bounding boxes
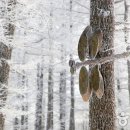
[69,75,75,130]
[69,0,75,129]
[124,0,130,104]
[35,63,44,130]
[13,117,20,130]
[21,71,28,130]
[59,71,66,130]
[89,0,116,130]
[0,0,16,129]
[46,67,53,130]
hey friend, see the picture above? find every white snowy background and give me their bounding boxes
[0,0,130,130]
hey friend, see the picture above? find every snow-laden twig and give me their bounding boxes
[76,51,130,68]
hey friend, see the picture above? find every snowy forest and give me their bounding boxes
[0,0,130,130]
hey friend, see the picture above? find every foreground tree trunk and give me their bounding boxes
[0,0,16,129]
[89,0,116,130]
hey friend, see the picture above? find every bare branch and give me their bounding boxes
[115,0,123,4]
[54,7,88,14]
[76,51,130,68]
[73,1,89,10]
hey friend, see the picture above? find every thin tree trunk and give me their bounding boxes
[46,67,53,130]
[0,0,16,129]
[69,75,75,130]
[89,0,116,130]
[21,71,28,130]
[59,71,66,130]
[13,117,20,130]
[124,0,130,104]
[69,1,75,129]
[35,63,44,130]
[46,1,54,129]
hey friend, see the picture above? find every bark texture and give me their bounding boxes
[46,67,53,130]
[124,0,130,104]
[69,0,75,129]
[0,0,16,129]
[69,75,75,130]
[59,71,66,130]
[89,0,116,130]
[35,63,44,130]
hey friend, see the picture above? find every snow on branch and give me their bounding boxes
[76,51,130,68]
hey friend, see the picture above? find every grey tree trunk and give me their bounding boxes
[69,75,75,130]
[124,0,130,104]
[46,67,53,130]
[69,1,75,129]
[35,63,44,130]
[89,0,116,130]
[13,117,20,130]
[59,71,66,130]
[21,71,28,130]
[0,0,16,129]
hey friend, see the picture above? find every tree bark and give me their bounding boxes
[69,0,75,130]
[69,75,75,130]
[13,117,20,130]
[35,63,44,130]
[124,0,130,104]
[59,70,66,130]
[46,67,53,130]
[89,0,116,130]
[0,0,16,129]
[21,71,28,130]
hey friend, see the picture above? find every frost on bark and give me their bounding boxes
[35,63,44,130]
[69,0,75,129]
[69,75,75,130]
[13,71,28,130]
[13,117,20,130]
[124,0,130,104]
[89,0,116,130]
[59,71,66,130]
[46,67,53,130]
[0,0,16,129]
[21,71,28,130]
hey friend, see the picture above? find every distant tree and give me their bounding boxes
[35,63,44,130]
[124,0,130,104]
[59,70,66,130]
[89,0,116,130]
[46,67,54,130]
[46,2,54,130]
[21,71,28,130]
[69,1,75,130]
[0,0,16,129]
